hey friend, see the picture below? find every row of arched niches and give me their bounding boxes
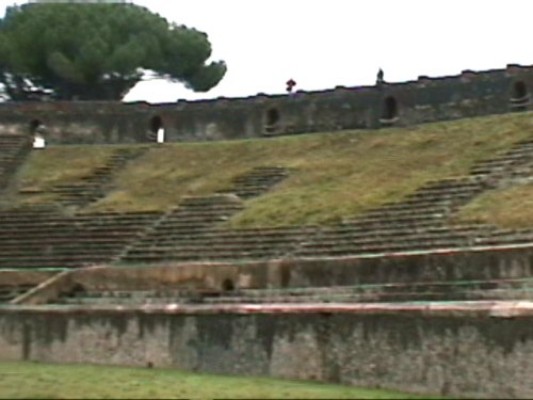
[26,80,532,147]
[27,116,166,149]
[264,80,531,133]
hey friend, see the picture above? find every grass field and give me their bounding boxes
[0,361,445,399]
[7,112,533,228]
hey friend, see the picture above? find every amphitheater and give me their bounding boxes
[1,64,533,399]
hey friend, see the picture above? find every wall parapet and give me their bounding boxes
[0,63,532,144]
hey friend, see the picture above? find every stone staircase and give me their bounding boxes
[0,134,32,191]
[34,148,147,207]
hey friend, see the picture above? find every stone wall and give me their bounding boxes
[12,244,533,305]
[61,245,533,292]
[0,64,532,145]
[0,303,532,399]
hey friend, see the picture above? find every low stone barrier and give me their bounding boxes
[0,301,532,399]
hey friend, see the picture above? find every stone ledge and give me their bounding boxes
[2,300,533,318]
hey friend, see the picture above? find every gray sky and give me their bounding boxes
[1,0,533,102]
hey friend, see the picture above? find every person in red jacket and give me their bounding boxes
[286,79,297,94]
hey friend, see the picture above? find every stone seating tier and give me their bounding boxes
[297,230,484,250]
[135,231,314,247]
[0,134,31,189]
[22,148,147,207]
[469,141,533,175]
[313,223,487,237]
[54,277,533,306]
[4,137,533,270]
[0,255,110,268]
[294,240,474,258]
[0,209,162,269]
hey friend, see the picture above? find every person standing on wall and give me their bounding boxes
[286,79,297,94]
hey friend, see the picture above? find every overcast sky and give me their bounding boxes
[1,0,533,103]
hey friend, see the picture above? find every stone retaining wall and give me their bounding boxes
[0,302,532,399]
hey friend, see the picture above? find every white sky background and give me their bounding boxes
[1,0,533,103]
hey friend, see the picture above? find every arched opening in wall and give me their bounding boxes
[29,119,46,149]
[380,96,399,125]
[29,119,42,134]
[510,81,529,112]
[222,278,235,292]
[148,115,165,143]
[66,283,86,298]
[264,107,280,134]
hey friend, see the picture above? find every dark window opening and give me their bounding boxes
[148,115,165,142]
[67,283,86,298]
[381,96,398,121]
[510,81,529,112]
[29,119,46,149]
[222,278,235,292]
[29,119,42,134]
[149,115,163,133]
[265,108,280,133]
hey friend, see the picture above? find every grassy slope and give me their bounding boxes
[8,112,533,228]
[0,361,444,399]
[455,183,533,228]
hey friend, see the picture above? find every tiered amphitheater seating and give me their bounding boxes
[0,206,163,269]
[0,134,31,190]
[469,138,533,178]
[292,139,533,258]
[22,137,533,307]
[115,141,533,265]
[119,195,248,263]
[122,225,316,263]
[292,176,490,258]
[119,166,292,264]
[42,148,147,207]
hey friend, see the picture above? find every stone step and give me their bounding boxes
[294,238,470,256]
[0,257,109,268]
[126,242,292,255]
[120,250,273,263]
[134,234,307,248]
[0,248,123,257]
[344,214,446,227]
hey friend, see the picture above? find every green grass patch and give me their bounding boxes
[8,145,137,206]
[7,112,533,227]
[455,182,533,228]
[0,361,444,399]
